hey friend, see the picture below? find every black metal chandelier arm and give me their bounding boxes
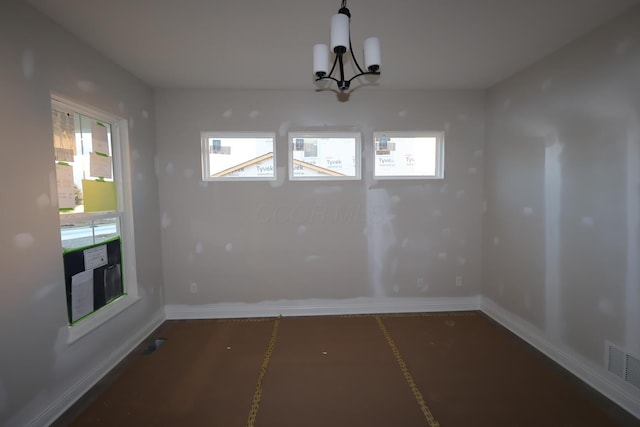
[346,70,381,85]
[315,75,342,84]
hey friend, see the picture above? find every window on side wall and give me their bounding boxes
[201,132,276,181]
[373,131,444,179]
[51,96,139,343]
[288,132,361,181]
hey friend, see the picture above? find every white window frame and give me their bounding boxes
[52,95,139,344]
[373,131,445,180]
[201,132,277,181]
[288,132,362,181]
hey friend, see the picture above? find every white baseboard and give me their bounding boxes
[165,296,482,320]
[29,308,165,427]
[481,297,640,420]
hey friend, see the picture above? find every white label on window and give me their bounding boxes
[84,244,108,270]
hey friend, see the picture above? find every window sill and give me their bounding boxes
[67,294,141,344]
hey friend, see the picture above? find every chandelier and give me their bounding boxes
[313,0,381,91]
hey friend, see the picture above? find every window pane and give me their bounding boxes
[61,217,121,250]
[53,109,115,213]
[374,132,444,179]
[289,133,361,180]
[202,133,275,180]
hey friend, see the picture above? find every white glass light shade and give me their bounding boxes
[313,44,329,76]
[364,37,381,71]
[330,13,349,53]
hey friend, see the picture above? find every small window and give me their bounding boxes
[373,132,444,179]
[288,132,361,181]
[201,132,276,181]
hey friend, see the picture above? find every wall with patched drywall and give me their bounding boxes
[484,3,640,410]
[0,2,164,425]
[155,89,485,315]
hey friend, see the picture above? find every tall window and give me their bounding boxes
[373,131,445,179]
[52,96,138,341]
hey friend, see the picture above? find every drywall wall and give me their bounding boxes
[484,2,640,407]
[156,89,485,314]
[0,2,164,425]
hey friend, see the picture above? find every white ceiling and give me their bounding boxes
[27,0,640,90]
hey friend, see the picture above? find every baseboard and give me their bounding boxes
[165,296,482,320]
[29,308,165,427]
[480,297,640,419]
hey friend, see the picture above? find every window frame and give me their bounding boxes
[373,131,445,180]
[52,95,139,344]
[288,131,362,181]
[200,131,277,181]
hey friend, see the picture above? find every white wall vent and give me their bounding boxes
[625,353,640,390]
[606,342,640,390]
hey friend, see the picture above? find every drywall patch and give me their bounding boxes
[14,233,34,249]
[440,184,448,194]
[118,102,126,113]
[279,121,291,137]
[455,190,465,199]
[393,284,400,294]
[503,98,511,110]
[441,228,451,237]
[306,255,321,262]
[225,243,233,252]
[22,49,35,80]
[199,181,209,188]
[467,167,478,176]
[131,149,140,161]
[136,172,144,181]
[165,162,174,176]
[540,79,552,92]
[523,207,534,217]
[161,212,171,228]
[457,257,466,266]
[615,39,632,56]
[77,81,97,93]
[483,201,488,213]
[36,193,50,209]
[223,109,233,119]
[183,168,195,179]
[142,110,149,119]
[432,209,442,217]
[580,216,595,228]
[493,236,500,246]
[33,282,58,300]
[598,298,615,316]
[437,252,447,260]
[195,241,204,254]
[398,110,408,118]
[391,195,401,204]
[474,149,484,159]
[129,116,135,129]
[401,237,409,248]
[248,110,259,119]
[297,225,307,236]
[269,167,286,188]
[444,121,451,133]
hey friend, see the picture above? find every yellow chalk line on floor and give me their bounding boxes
[375,315,440,427]
[247,317,280,427]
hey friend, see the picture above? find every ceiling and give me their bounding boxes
[27,0,640,91]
